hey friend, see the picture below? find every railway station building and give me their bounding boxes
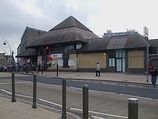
[16,16,158,73]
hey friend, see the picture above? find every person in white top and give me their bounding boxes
[96,62,100,77]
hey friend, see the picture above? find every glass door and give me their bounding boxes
[116,58,122,72]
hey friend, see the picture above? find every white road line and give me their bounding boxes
[119,93,153,100]
[89,90,117,95]
[70,108,82,112]
[16,94,32,99]
[17,98,81,119]
[91,115,106,119]
[0,89,62,107]
[0,81,30,85]
[68,86,82,91]
[0,89,12,94]
[39,98,62,107]
[89,110,127,119]
[136,96,153,100]
[0,89,32,99]
[70,108,127,119]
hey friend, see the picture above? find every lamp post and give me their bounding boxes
[3,49,9,55]
[146,36,149,82]
[2,37,12,71]
[143,27,149,82]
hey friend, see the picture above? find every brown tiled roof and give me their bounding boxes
[124,34,148,48]
[80,33,148,52]
[27,16,98,48]
[17,27,46,57]
[19,27,46,47]
[50,16,92,32]
[149,39,158,47]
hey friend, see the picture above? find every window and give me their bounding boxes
[69,44,74,50]
[116,50,125,58]
[76,44,82,49]
[109,58,115,67]
[64,46,69,53]
[64,45,75,53]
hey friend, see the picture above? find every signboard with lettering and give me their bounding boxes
[51,53,62,58]
[58,60,63,66]
[143,26,149,37]
[68,59,75,66]
[52,61,57,67]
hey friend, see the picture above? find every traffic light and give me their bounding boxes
[46,46,49,50]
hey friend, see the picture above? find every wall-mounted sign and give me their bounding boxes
[58,60,63,66]
[68,59,75,66]
[52,61,57,67]
[51,53,62,58]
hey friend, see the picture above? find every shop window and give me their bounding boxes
[149,47,157,54]
[116,50,125,58]
[64,45,75,53]
[109,58,115,67]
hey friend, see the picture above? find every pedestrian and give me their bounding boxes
[150,66,158,87]
[96,62,100,77]
[23,64,26,73]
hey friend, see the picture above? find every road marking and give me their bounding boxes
[16,98,82,119]
[70,108,82,111]
[0,81,29,85]
[119,93,154,100]
[68,86,82,91]
[39,98,62,107]
[16,94,33,99]
[91,115,106,119]
[0,89,33,99]
[89,90,117,95]
[89,110,127,119]
[136,96,153,100]
[0,89,12,94]
[70,108,127,119]
[0,89,62,107]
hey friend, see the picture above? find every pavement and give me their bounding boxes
[0,96,61,119]
[0,71,154,119]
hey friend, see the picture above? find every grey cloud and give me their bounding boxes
[0,0,91,57]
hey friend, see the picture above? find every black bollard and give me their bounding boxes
[36,66,39,75]
[83,85,89,119]
[61,79,67,119]
[32,74,37,108]
[128,98,138,119]
[41,68,43,75]
[11,72,16,102]
[56,64,58,77]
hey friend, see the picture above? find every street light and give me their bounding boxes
[3,49,8,55]
[2,37,12,71]
[146,36,149,82]
[143,27,149,82]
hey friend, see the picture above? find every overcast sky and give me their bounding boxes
[0,0,158,58]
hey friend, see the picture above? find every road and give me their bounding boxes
[0,74,158,119]
[14,75,158,99]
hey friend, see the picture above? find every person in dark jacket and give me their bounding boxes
[150,66,158,87]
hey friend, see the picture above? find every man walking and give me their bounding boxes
[150,66,158,87]
[96,62,100,77]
